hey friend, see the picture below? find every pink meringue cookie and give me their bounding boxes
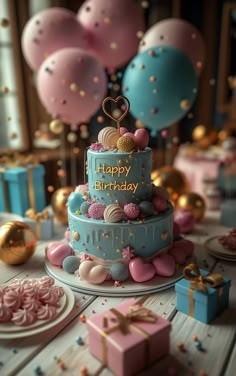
[169,239,194,264]
[23,284,38,298]
[12,308,36,326]
[22,297,41,312]
[39,276,55,287]
[38,287,59,306]
[51,286,65,298]
[174,209,196,233]
[3,289,21,311]
[152,254,175,277]
[152,196,168,212]
[46,241,74,267]
[37,304,57,320]
[0,303,12,322]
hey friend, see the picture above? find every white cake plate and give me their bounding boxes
[205,236,236,262]
[44,259,193,297]
[0,280,75,339]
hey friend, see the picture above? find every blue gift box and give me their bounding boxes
[175,268,231,324]
[23,215,54,240]
[0,169,10,212]
[0,164,46,216]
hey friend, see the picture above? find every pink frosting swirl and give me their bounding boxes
[0,303,12,322]
[12,309,36,326]
[22,297,41,312]
[3,290,21,311]
[38,287,59,306]
[23,285,38,298]
[39,276,55,287]
[51,286,65,299]
[37,304,57,320]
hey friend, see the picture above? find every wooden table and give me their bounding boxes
[0,213,235,376]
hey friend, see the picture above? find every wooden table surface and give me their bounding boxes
[0,212,235,376]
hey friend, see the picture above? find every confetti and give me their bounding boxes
[177,342,186,352]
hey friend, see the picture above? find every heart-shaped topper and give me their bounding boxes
[102,95,130,130]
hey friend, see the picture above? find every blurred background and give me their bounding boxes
[0,0,235,203]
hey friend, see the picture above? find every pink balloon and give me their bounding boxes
[77,0,145,69]
[139,18,205,76]
[37,48,107,126]
[22,7,88,71]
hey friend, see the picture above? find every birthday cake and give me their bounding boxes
[47,96,194,285]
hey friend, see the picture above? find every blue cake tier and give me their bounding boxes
[68,203,174,261]
[87,147,153,207]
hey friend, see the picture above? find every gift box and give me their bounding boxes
[87,298,171,376]
[175,264,231,323]
[23,208,54,240]
[0,163,46,216]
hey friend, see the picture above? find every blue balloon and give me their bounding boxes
[122,46,198,133]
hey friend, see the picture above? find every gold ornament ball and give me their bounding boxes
[192,124,207,141]
[49,119,64,135]
[0,221,37,265]
[152,166,189,203]
[51,186,74,224]
[176,192,206,222]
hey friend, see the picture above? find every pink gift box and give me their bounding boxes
[87,298,171,376]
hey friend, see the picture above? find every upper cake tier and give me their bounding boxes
[87,147,153,207]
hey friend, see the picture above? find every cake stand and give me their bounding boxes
[45,259,194,297]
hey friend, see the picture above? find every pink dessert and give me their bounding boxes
[219,228,236,250]
[0,277,65,326]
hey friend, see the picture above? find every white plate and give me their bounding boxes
[0,281,75,339]
[0,213,23,226]
[205,236,236,262]
[45,258,195,297]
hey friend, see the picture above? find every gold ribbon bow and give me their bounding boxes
[101,304,157,366]
[110,305,157,335]
[25,208,49,238]
[0,153,38,168]
[183,263,224,317]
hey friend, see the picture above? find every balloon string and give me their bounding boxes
[60,129,67,187]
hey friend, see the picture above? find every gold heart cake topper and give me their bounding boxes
[102,95,130,131]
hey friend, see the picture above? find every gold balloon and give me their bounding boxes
[152,166,189,203]
[0,221,37,265]
[51,186,74,224]
[176,192,206,222]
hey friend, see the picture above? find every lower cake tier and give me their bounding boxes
[68,204,174,262]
